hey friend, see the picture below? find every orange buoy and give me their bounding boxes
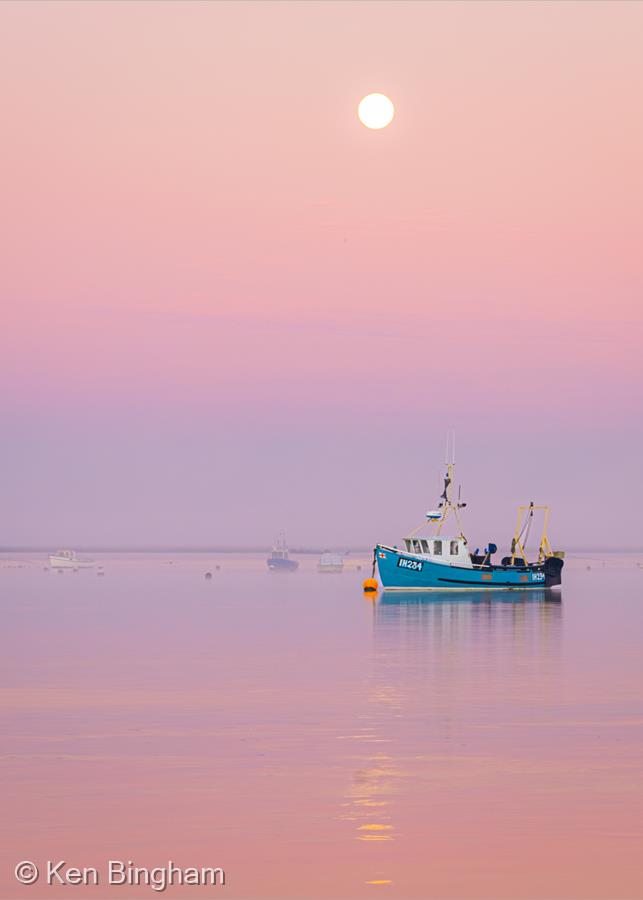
[362,577,378,593]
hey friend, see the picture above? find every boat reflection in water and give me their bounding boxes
[374,587,562,644]
[340,588,562,890]
[378,586,560,606]
[372,587,562,672]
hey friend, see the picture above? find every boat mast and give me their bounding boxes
[405,433,467,543]
[435,433,454,534]
[436,432,467,542]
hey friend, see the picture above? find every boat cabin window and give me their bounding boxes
[404,539,411,552]
[412,539,422,553]
[433,540,442,556]
[420,539,429,553]
[450,540,459,556]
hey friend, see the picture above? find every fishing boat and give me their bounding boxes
[371,448,563,592]
[317,552,344,573]
[267,534,299,571]
[48,550,95,569]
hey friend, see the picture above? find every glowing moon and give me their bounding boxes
[358,93,394,130]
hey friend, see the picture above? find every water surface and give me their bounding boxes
[1,553,642,899]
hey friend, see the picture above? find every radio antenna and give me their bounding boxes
[445,430,456,465]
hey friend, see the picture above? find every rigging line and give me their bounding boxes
[520,504,536,552]
[408,520,428,538]
[453,506,468,543]
[517,508,531,543]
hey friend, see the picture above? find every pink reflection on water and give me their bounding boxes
[1,554,642,899]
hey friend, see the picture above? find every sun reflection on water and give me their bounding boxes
[338,589,563,888]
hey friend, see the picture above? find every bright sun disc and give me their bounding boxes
[358,93,394,129]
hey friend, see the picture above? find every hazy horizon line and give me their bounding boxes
[1,545,641,555]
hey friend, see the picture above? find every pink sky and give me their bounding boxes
[1,1,642,548]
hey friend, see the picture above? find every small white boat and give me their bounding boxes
[317,552,344,573]
[48,550,94,569]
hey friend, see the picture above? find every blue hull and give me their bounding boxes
[267,557,299,571]
[375,545,555,590]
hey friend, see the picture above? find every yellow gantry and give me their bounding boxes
[511,503,553,565]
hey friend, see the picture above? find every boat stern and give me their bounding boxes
[544,555,564,587]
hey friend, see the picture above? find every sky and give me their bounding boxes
[1,0,642,550]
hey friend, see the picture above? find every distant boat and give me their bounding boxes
[267,534,298,571]
[48,550,94,569]
[318,552,344,573]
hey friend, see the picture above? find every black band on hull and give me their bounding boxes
[437,577,538,587]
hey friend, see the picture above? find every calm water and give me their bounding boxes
[1,553,642,899]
